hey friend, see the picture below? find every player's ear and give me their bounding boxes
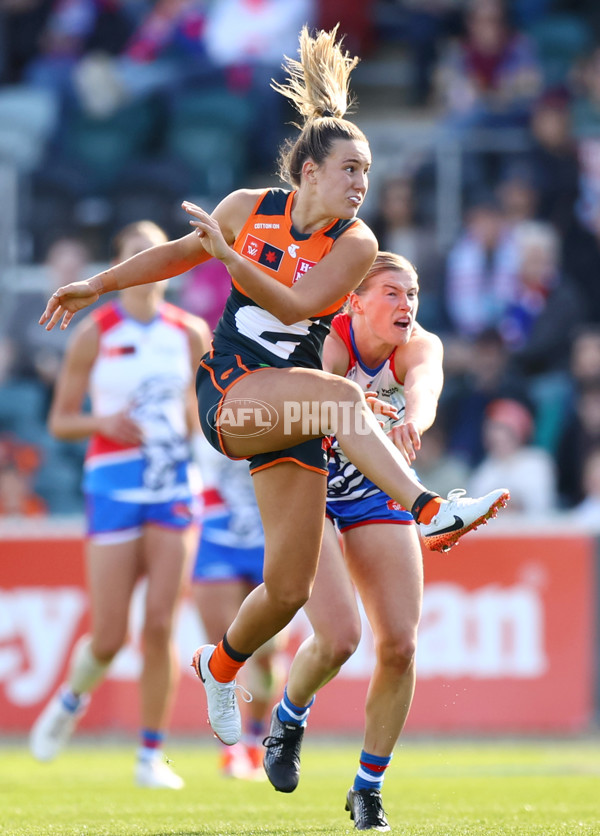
[348,293,363,315]
[302,159,318,184]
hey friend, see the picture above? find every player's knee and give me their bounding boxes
[263,574,310,615]
[91,638,122,663]
[325,632,360,669]
[377,633,417,675]
[330,375,363,405]
[142,612,172,649]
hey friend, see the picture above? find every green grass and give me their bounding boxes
[1,739,600,835]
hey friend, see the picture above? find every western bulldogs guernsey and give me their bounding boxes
[83,301,195,503]
[327,313,406,504]
[206,188,360,371]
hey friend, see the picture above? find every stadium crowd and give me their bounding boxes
[1,0,600,522]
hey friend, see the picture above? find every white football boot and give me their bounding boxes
[419,488,510,552]
[135,755,184,789]
[191,644,251,746]
[30,688,89,762]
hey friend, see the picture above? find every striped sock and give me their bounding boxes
[138,728,164,761]
[247,718,265,741]
[276,687,315,727]
[353,750,392,792]
[60,688,82,713]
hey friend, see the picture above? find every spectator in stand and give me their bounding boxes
[499,221,582,452]
[565,444,600,529]
[526,88,581,237]
[549,326,600,506]
[433,0,543,131]
[440,326,530,467]
[433,0,543,194]
[4,236,92,411]
[563,200,600,325]
[72,0,213,118]
[557,378,600,506]
[444,197,519,339]
[556,378,600,509]
[570,47,600,241]
[0,434,47,517]
[570,326,600,387]
[414,418,472,498]
[500,220,582,378]
[0,0,53,84]
[467,397,557,514]
[202,0,316,170]
[495,167,538,228]
[368,176,445,331]
[23,0,138,101]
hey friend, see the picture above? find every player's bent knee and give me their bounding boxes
[377,634,417,675]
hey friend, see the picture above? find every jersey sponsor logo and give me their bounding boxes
[101,345,137,357]
[287,243,299,258]
[253,223,280,229]
[293,258,316,283]
[242,234,284,271]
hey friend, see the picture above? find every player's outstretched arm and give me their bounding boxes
[39,232,211,331]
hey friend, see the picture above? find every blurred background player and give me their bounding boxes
[29,221,210,788]
[192,436,285,780]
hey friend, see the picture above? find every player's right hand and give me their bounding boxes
[101,411,144,445]
[39,280,100,331]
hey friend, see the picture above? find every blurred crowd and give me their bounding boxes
[1,0,600,522]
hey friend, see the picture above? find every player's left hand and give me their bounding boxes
[39,280,101,331]
[364,392,398,421]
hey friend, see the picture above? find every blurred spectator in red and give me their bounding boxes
[368,176,445,331]
[467,397,557,514]
[317,0,374,57]
[433,0,543,131]
[0,434,47,517]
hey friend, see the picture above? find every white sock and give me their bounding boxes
[67,635,110,695]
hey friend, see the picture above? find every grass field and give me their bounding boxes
[2,738,599,835]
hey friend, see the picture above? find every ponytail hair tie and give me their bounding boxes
[321,108,335,118]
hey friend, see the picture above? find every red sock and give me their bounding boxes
[209,641,247,683]
[417,496,442,524]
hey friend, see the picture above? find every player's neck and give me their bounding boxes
[352,319,394,368]
[290,191,336,235]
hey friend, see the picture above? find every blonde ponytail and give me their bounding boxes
[271,25,358,123]
[272,25,367,187]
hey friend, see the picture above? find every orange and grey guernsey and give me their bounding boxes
[210,188,361,369]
